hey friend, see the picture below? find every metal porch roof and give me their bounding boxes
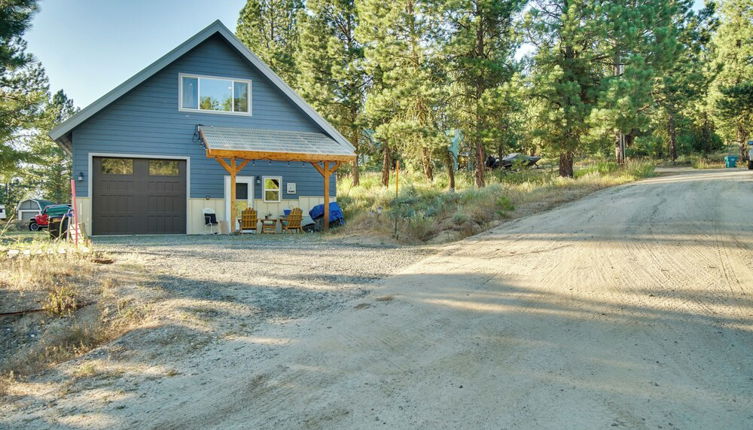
[198,126,355,161]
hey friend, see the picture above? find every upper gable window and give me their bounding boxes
[179,73,251,115]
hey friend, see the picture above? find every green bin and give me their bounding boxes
[724,155,738,168]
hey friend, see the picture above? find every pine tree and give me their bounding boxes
[24,90,77,203]
[709,0,753,160]
[652,2,717,161]
[357,0,447,183]
[440,0,525,187]
[236,0,304,85]
[481,73,528,160]
[587,1,683,165]
[526,0,605,177]
[0,0,48,179]
[296,0,367,185]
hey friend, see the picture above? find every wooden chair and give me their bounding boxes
[282,208,303,233]
[239,207,257,233]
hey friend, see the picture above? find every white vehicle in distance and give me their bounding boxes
[0,205,6,220]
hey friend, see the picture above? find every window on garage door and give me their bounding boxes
[101,158,133,175]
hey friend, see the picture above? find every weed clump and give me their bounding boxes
[44,286,79,316]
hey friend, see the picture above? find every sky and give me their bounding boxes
[26,0,708,110]
[25,0,246,108]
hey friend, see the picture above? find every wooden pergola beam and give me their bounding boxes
[207,148,354,163]
[210,150,352,234]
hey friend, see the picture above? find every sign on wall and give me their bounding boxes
[287,182,296,194]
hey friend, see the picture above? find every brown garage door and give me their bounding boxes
[92,157,186,235]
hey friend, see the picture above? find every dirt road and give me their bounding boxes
[6,169,753,429]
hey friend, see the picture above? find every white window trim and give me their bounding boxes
[262,176,282,203]
[178,73,252,116]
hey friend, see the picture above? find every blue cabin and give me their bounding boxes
[50,20,354,235]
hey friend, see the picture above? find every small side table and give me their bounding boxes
[260,218,277,234]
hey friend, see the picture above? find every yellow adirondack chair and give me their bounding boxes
[240,207,257,232]
[283,208,303,233]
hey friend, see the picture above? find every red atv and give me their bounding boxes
[28,204,71,231]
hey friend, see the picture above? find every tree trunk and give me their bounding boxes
[668,112,677,162]
[381,144,391,187]
[474,138,485,187]
[444,148,455,192]
[559,151,574,178]
[739,127,749,161]
[351,128,360,186]
[615,133,625,165]
[421,146,433,181]
[473,2,486,188]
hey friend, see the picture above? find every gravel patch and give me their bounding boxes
[95,233,435,328]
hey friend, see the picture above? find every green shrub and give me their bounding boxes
[496,195,515,212]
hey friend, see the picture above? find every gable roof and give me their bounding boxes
[49,20,354,153]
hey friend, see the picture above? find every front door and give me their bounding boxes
[224,176,254,226]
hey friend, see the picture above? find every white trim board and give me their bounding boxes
[87,153,191,235]
[224,175,254,225]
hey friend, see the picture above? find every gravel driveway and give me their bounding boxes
[97,233,435,328]
[1,234,437,429]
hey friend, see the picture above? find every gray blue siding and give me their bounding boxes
[72,34,336,199]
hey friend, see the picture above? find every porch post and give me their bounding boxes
[312,161,340,232]
[214,157,249,233]
[230,157,237,232]
[323,167,330,231]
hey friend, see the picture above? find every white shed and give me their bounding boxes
[16,199,54,221]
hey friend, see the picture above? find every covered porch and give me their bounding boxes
[198,126,356,232]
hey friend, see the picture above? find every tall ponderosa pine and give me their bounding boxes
[710,0,753,160]
[481,73,527,160]
[24,90,76,202]
[526,0,605,177]
[441,0,524,187]
[591,1,682,164]
[0,0,47,178]
[652,2,717,161]
[236,0,304,85]
[296,0,367,185]
[357,0,446,184]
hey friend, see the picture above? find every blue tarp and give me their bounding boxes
[309,202,345,224]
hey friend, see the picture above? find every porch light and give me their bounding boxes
[77,172,84,182]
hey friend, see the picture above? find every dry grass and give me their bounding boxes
[338,159,655,244]
[0,237,150,395]
[656,149,736,170]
